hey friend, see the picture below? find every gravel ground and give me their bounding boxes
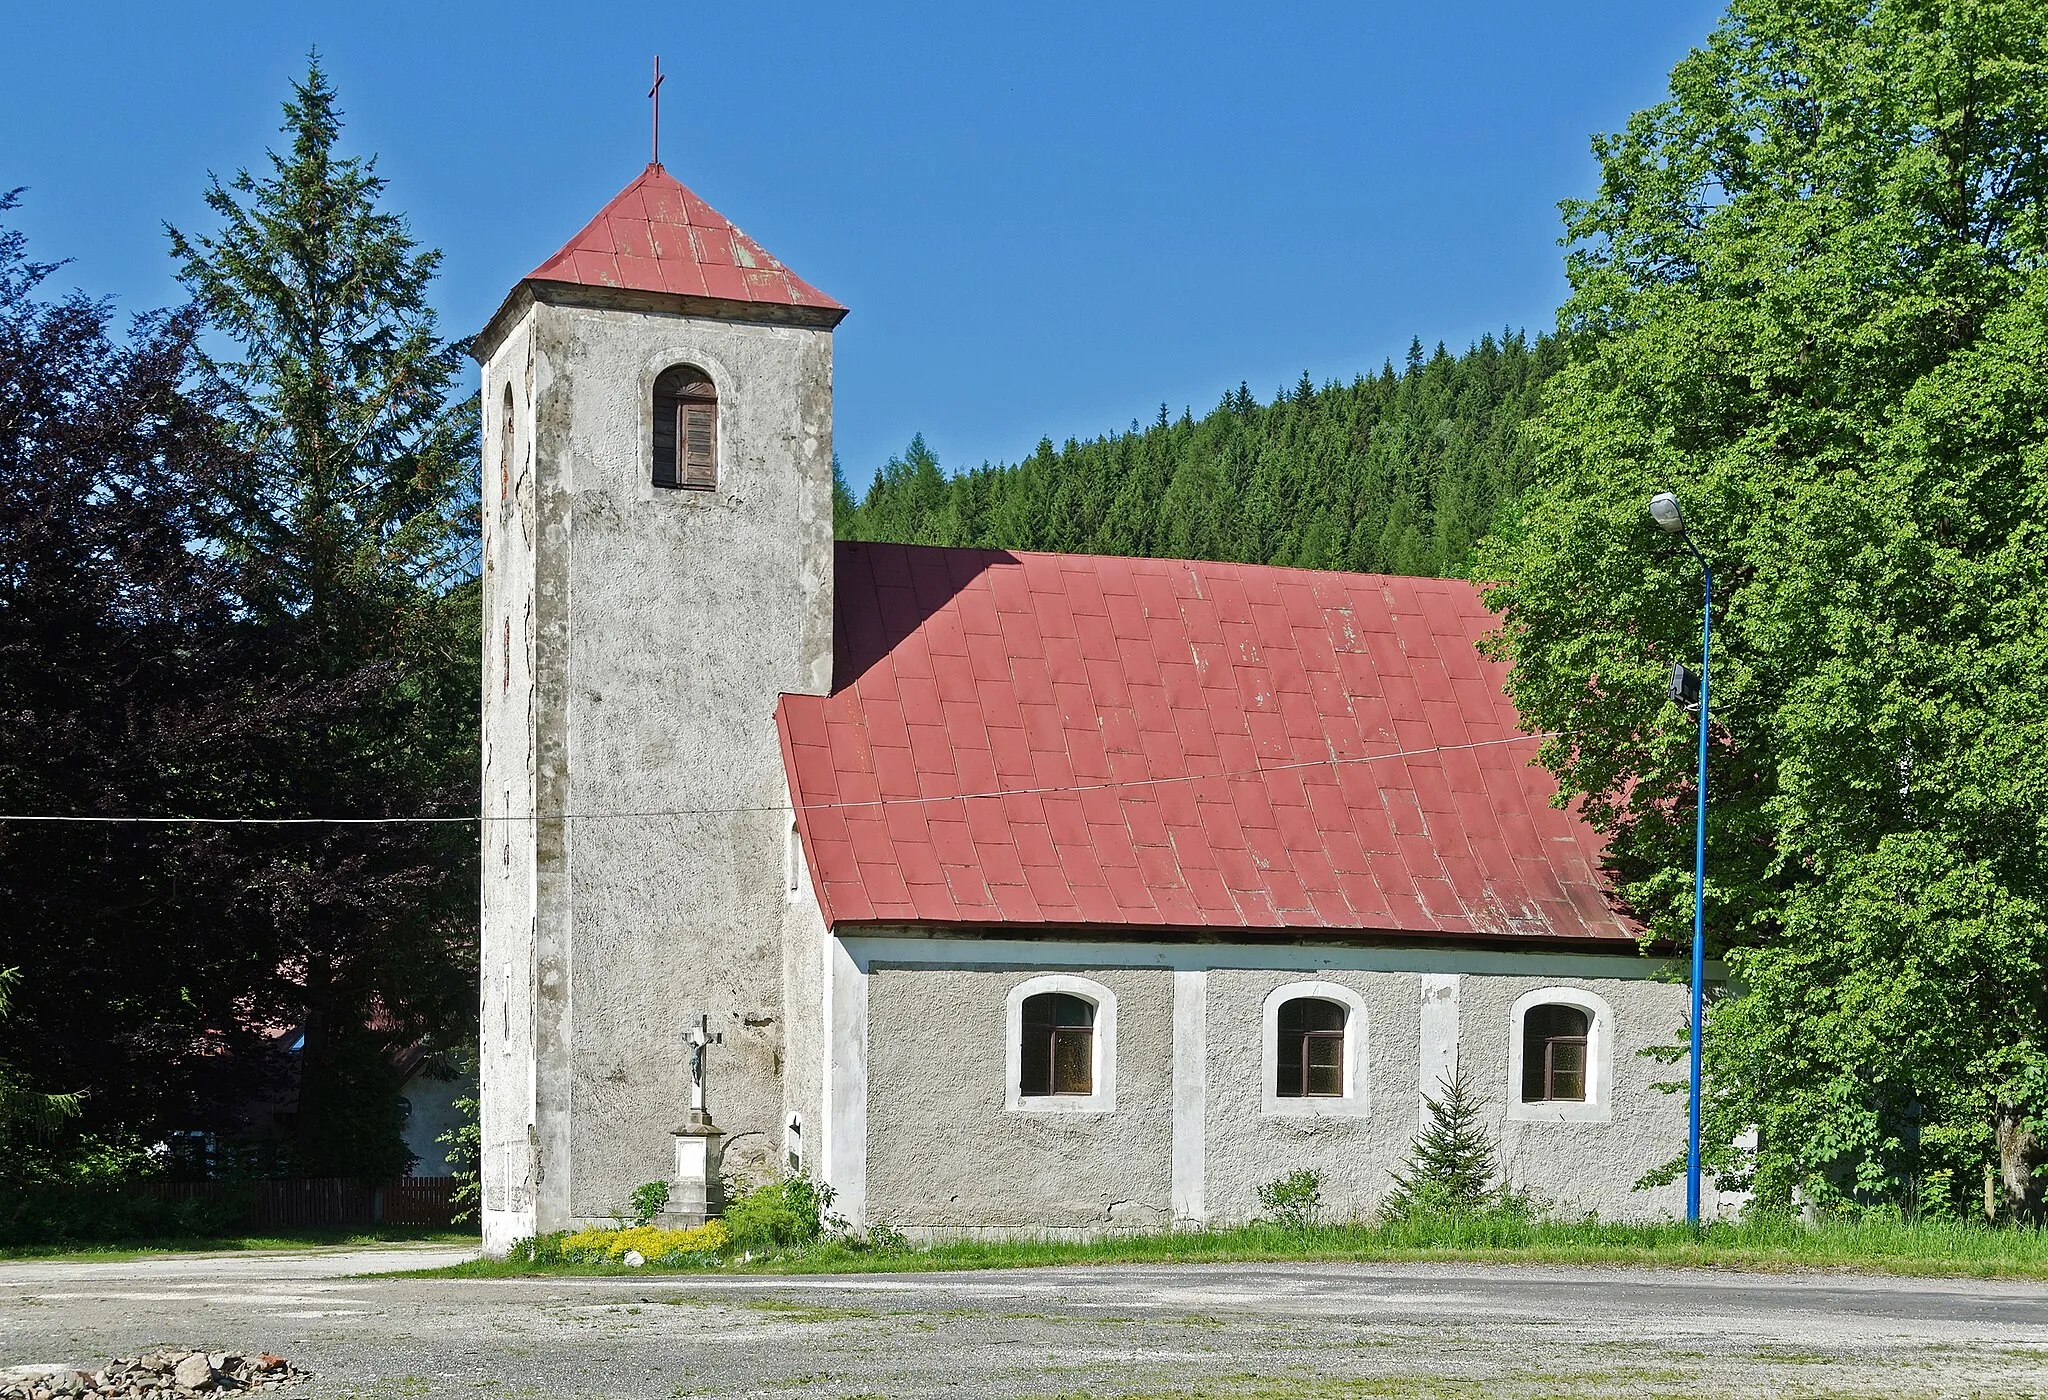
[5,1244,2048,1398]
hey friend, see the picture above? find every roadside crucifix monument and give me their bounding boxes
[670,1012,725,1225]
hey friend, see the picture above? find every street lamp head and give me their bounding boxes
[1648,492,1687,535]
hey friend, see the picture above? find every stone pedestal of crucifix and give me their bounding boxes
[669,1013,725,1226]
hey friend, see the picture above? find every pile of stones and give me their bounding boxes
[0,1351,307,1398]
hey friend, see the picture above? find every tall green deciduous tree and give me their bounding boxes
[0,189,339,1174]
[1480,0,2048,1215]
[168,59,479,1178]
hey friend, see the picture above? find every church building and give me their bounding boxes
[472,162,1705,1255]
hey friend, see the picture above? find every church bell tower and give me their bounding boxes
[472,160,845,1254]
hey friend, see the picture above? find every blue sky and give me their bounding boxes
[4,2,1721,488]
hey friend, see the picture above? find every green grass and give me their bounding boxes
[0,1225,477,1262]
[404,1214,2048,1282]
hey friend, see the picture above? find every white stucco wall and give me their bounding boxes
[1198,969,1420,1223]
[837,935,1713,1231]
[864,965,1175,1231]
[778,787,829,1188]
[477,289,835,1253]
[478,320,541,1254]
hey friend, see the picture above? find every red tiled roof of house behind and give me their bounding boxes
[775,543,1634,943]
[527,164,845,313]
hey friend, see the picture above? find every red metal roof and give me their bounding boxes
[776,544,1632,943]
[528,164,844,313]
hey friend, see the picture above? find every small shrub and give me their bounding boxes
[438,1093,481,1228]
[1915,1168,1959,1223]
[722,1171,834,1252]
[843,1220,910,1253]
[1257,1169,1324,1230]
[511,1231,566,1264]
[630,1179,671,1226]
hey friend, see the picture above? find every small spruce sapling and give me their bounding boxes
[1382,1070,1500,1218]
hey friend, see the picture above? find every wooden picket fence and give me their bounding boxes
[135,1176,459,1229]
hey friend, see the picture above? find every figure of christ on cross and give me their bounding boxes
[685,1012,720,1114]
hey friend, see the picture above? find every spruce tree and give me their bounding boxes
[1382,1069,1499,1218]
[166,58,478,1178]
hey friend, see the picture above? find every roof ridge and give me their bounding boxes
[835,539,1485,592]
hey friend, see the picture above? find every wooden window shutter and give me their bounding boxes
[652,399,680,488]
[682,404,716,489]
[651,364,716,491]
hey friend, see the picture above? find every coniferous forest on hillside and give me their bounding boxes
[835,331,1562,580]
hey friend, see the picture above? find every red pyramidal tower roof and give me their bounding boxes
[528,163,844,315]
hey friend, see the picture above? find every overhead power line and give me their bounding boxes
[0,732,1556,826]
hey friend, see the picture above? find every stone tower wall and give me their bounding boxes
[478,292,834,1253]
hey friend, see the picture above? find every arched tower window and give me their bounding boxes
[498,384,515,507]
[652,365,717,490]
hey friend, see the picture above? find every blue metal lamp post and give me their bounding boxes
[1650,490,1709,1227]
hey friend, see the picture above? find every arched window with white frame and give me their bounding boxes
[1261,981,1369,1117]
[1006,975,1116,1113]
[1507,987,1614,1124]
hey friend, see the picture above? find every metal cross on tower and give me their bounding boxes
[648,56,666,166]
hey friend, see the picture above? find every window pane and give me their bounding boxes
[1051,1027,1092,1095]
[1051,993,1094,1028]
[1524,1003,1592,1102]
[1521,1027,1547,1102]
[1024,992,1094,1033]
[1549,1039,1587,1102]
[1279,997,1345,1036]
[1305,1033,1343,1097]
[1020,1028,1051,1097]
[1528,1003,1590,1040]
[1276,1032,1306,1097]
